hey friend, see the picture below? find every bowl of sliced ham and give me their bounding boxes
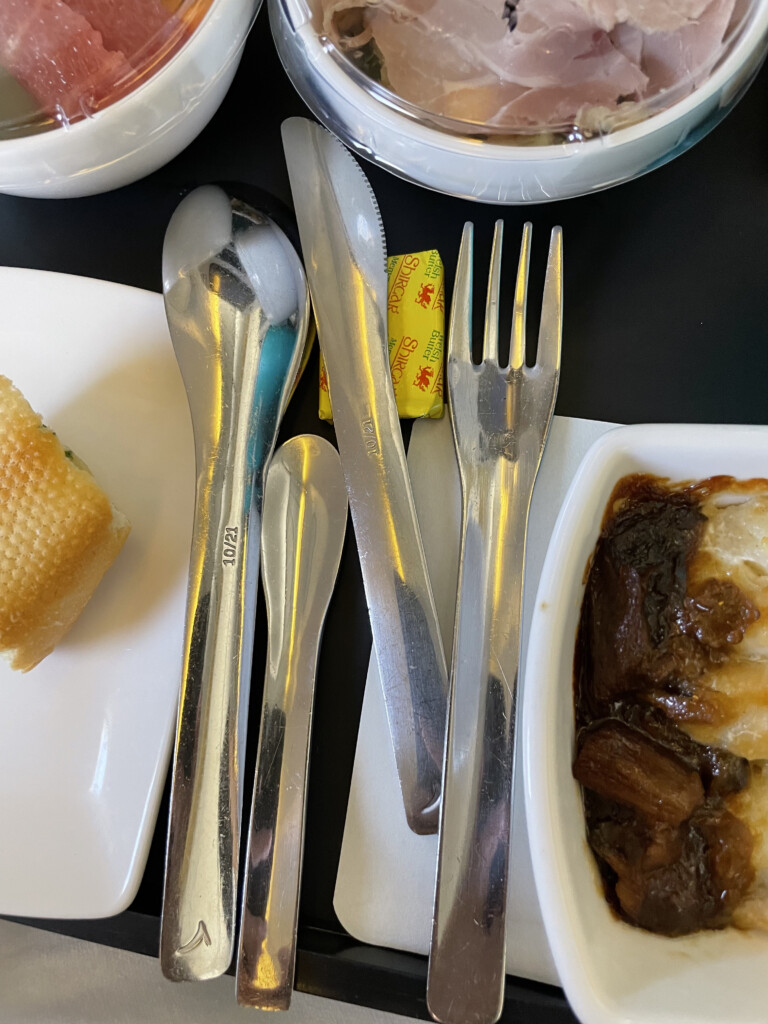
[269,0,768,203]
[0,0,260,198]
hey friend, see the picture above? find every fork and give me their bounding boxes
[427,220,562,1024]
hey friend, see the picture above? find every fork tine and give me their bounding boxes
[449,222,474,364]
[509,222,532,371]
[535,226,563,373]
[483,220,503,363]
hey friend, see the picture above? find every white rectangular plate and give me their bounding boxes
[334,412,617,986]
[0,267,193,919]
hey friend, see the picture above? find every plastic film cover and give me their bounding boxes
[0,0,218,138]
[307,0,755,140]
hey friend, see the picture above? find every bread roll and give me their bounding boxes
[0,375,130,672]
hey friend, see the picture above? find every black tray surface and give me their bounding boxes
[1,13,767,1023]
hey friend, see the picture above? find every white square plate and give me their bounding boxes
[523,423,768,1024]
[0,267,193,918]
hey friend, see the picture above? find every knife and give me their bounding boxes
[281,117,448,835]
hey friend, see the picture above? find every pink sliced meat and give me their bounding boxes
[641,0,737,92]
[491,80,640,128]
[368,0,630,88]
[66,0,180,64]
[610,22,645,65]
[315,0,742,132]
[362,0,648,128]
[0,0,132,122]
[572,0,712,34]
[504,0,649,91]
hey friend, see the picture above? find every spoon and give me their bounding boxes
[159,185,310,983]
[236,434,347,1010]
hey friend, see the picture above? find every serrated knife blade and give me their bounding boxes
[281,117,447,835]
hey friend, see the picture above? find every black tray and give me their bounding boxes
[2,14,768,1023]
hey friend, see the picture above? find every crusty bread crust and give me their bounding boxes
[0,376,130,672]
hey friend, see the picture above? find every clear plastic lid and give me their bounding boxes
[304,0,757,141]
[0,0,214,140]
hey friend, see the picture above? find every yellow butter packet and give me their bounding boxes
[319,249,445,421]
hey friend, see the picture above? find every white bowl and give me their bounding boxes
[0,0,260,199]
[270,0,768,204]
[523,422,768,1024]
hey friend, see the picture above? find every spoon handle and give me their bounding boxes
[160,361,263,982]
[236,436,347,1010]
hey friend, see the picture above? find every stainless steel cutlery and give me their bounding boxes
[160,186,310,982]
[281,116,449,836]
[427,221,562,1024]
[160,153,563,1024]
[236,435,347,1010]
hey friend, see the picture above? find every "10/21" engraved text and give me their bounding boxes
[222,526,238,566]
[362,416,379,455]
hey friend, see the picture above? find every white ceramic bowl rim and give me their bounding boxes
[0,0,257,154]
[291,0,768,161]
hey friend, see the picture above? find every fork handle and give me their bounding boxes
[427,463,532,1024]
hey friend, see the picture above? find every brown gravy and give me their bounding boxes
[574,474,758,936]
